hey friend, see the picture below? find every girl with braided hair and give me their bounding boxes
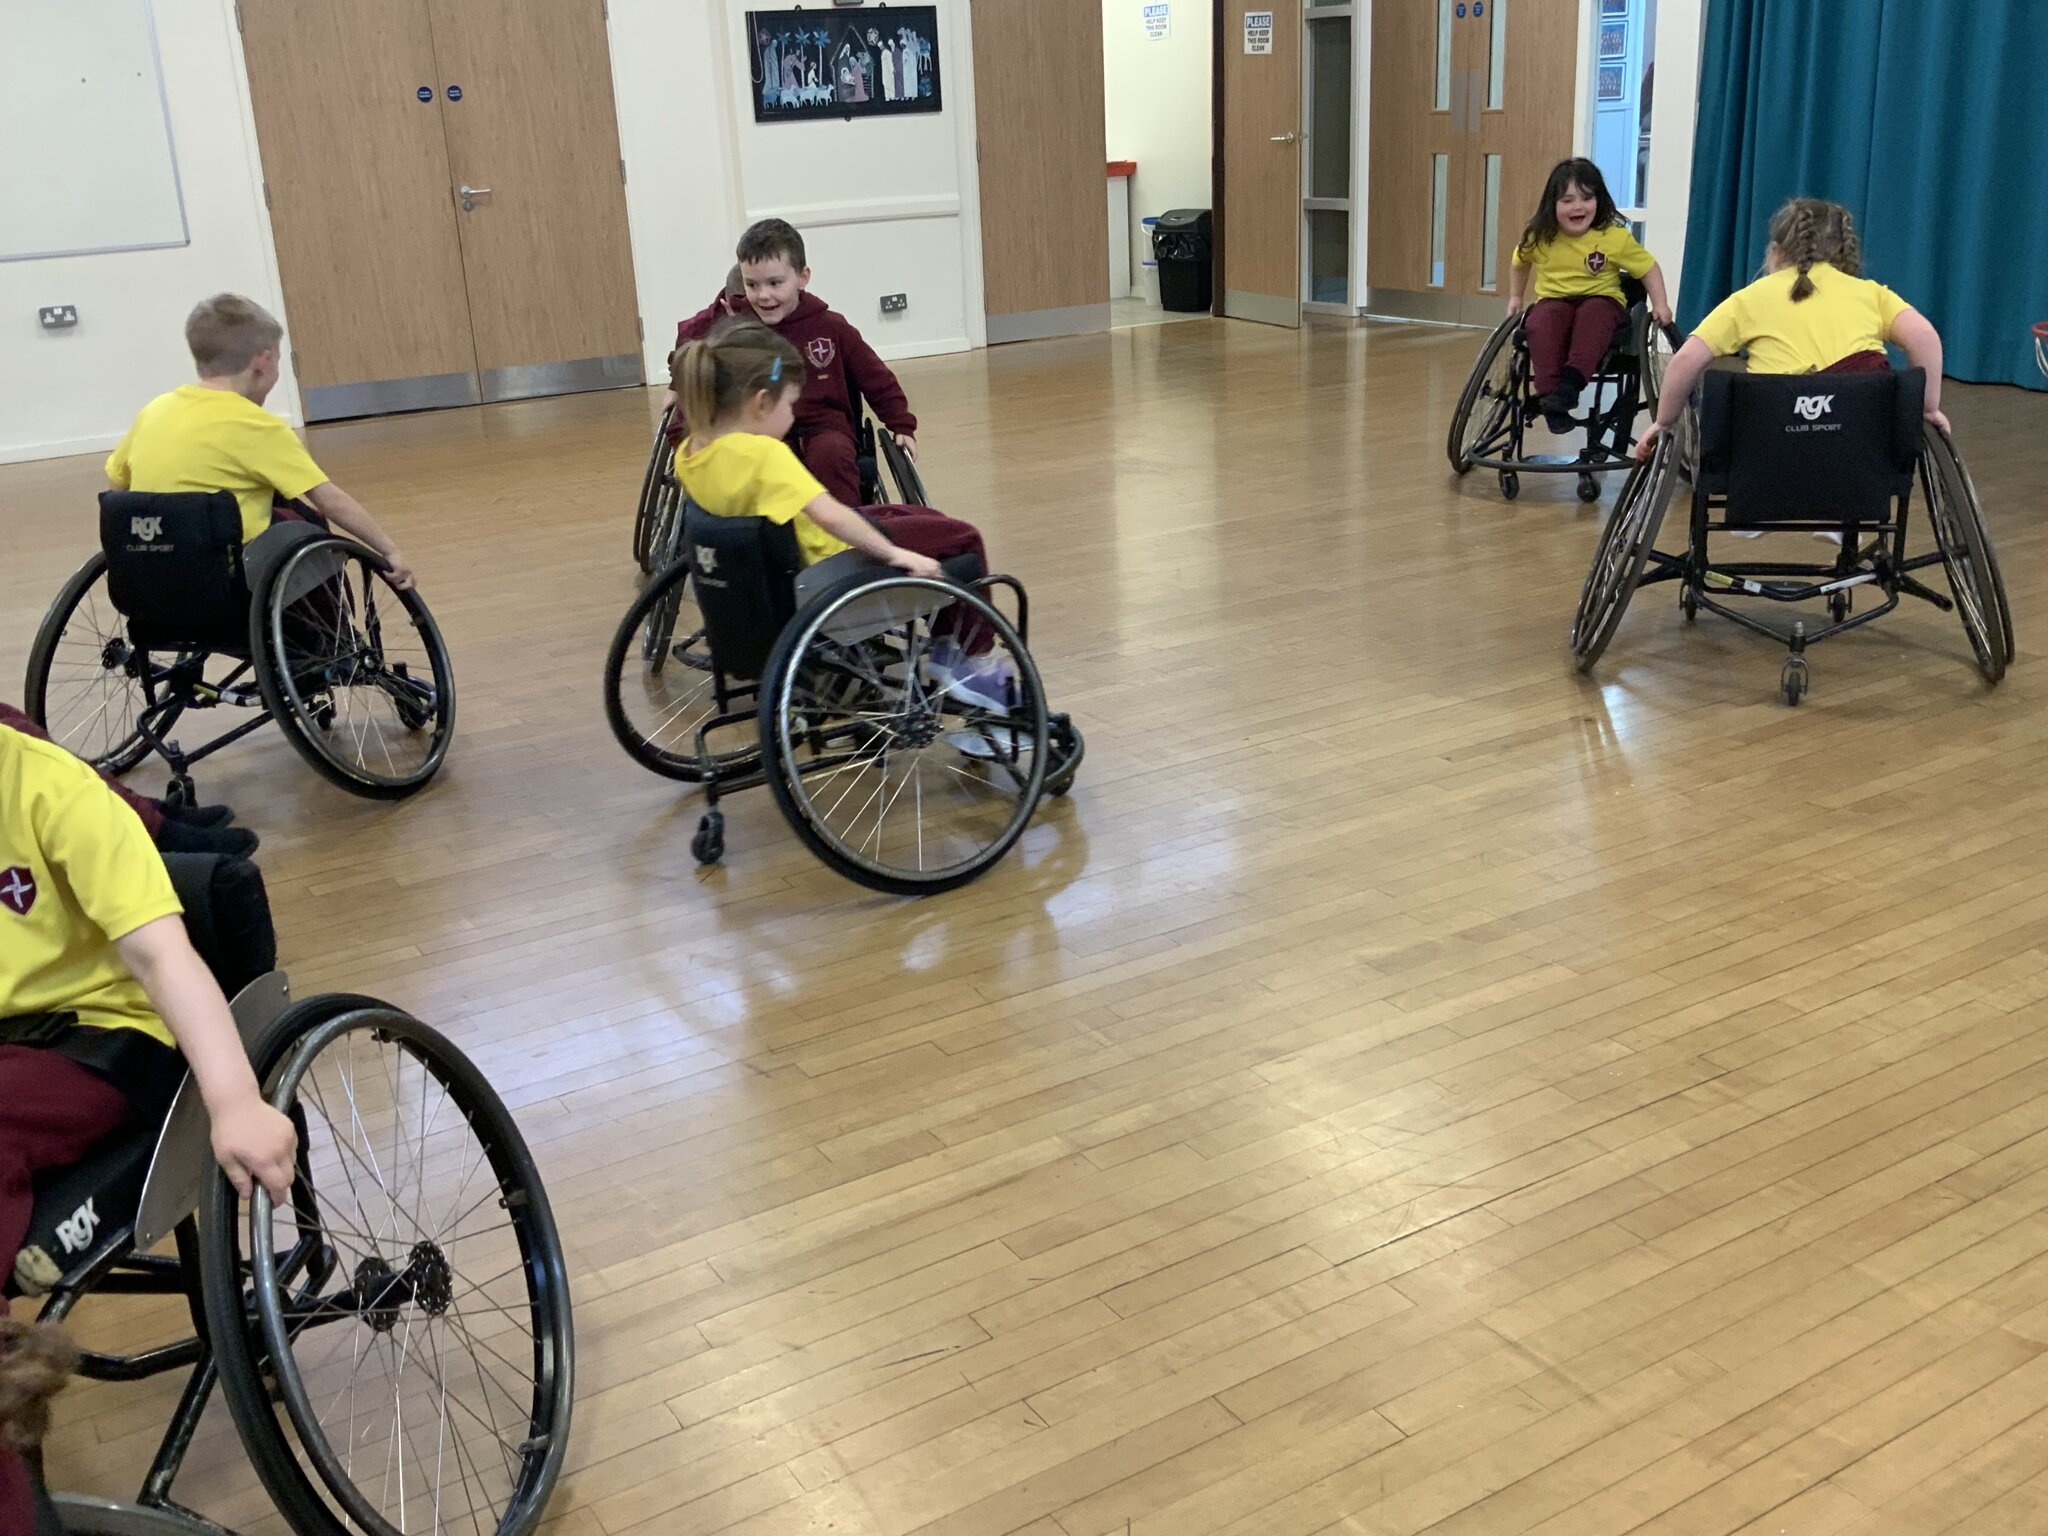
[1637,197,1950,459]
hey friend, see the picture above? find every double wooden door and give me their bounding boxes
[240,0,641,422]
[1367,0,1575,325]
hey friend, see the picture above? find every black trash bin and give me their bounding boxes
[1151,208,1213,313]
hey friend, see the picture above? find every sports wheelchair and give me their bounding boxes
[1570,367,2013,705]
[1447,279,1680,503]
[632,395,930,574]
[23,852,572,1536]
[604,505,1082,895]
[24,493,454,803]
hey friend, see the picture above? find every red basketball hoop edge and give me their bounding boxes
[2035,319,2048,379]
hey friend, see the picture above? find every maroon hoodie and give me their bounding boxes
[674,289,916,440]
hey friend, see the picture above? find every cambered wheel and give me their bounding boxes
[1447,313,1523,475]
[1570,431,1680,672]
[200,999,573,1536]
[23,553,156,775]
[1920,426,2013,683]
[631,407,677,572]
[252,540,455,797]
[877,428,931,507]
[603,557,759,783]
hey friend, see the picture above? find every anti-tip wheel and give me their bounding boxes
[1500,471,1521,501]
[1577,474,1601,503]
[1781,656,1809,707]
[691,811,725,866]
[165,773,197,808]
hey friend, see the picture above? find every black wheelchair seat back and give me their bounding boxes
[99,490,249,652]
[1699,367,1923,526]
[9,852,278,1299]
[683,501,803,682]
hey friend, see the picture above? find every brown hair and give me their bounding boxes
[0,1318,77,1453]
[1768,198,1862,302]
[736,217,806,272]
[671,316,802,439]
[185,293,283,375]
[725,264,746,297]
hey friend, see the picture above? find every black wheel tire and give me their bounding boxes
[165,775,196,809]
[199,997,573,1536]
[23,552,155,777]
[1043,714,1084,799]
[603,559,759,783]
[1500,471,1521,501]
[1680,586,1698,623]
[1828,591,1851,624]
[759,578,1047,896]
[1570,433,1679,673]
[1447,313,1521,475]
[691,819,725,865]
[1920,427,2013,682]
[1577,474,1601,504]
[250,540,456,799]
[632,407,676,572]
[878,429,931,506]
[1782,658,1809,707]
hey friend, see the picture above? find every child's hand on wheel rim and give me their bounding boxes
[211,1095,299,1207]
[1633,420,1666,461]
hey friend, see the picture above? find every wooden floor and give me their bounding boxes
[9,316,2048,1536]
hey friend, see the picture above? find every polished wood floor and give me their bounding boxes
[8,317,2048,1536]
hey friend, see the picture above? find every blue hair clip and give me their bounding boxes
[769,356,783,384]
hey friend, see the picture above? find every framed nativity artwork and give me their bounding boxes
[747,6,942,123]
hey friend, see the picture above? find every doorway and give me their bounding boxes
[240,0,642,423]
[1102,0,1215,329]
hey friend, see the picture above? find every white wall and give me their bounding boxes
[1639,0,1706,312]
[0,0,296,465]
[1102,0,1213,290]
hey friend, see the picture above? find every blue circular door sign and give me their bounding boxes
[1455,3,1466,14]
[417,86,432,102]
[446,84,463,101]
[1474,2,1484,12]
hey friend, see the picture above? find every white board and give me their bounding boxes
[0,0,189,262]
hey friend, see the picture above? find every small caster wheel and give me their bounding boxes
[1781,656,1809,707]
[1680,586,1698,622]
[1828,590,1851,623]
[164,774,197,808]
[1576,474,1601,503]
[691,810,725,866]
[1499,471,1521,501]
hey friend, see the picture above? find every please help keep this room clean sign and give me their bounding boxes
[1243,10,1273,52]
[1144,2,1170,40]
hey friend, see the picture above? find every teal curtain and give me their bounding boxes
[1682,0,2048,389]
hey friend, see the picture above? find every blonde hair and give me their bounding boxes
[185,293,283,375]
[1768,198,1862,302]
[671,316,801,440]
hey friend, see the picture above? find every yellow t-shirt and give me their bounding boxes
[106,384,328,544]
[1512,224,1657,302]
[676,432,850,567]
[0,725,182,1047]
[1692,262,1907,375]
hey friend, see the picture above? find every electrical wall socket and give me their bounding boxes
[39,305,78,330]
[880,293,908,314]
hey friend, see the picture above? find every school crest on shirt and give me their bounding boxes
[806,337,838,371]
[0,866,35,916]
[1584,251,1608,274]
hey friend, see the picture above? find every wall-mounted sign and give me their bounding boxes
[1243,9,1273,53]
[1144,2,1170,41]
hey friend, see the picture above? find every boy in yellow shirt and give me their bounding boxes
[0,723,295,1532]
[1636,197,1949,460]
[106,295,415,590]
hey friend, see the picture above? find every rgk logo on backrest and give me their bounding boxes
[56,1197,100,1255]
[694,546,719,574]
[1792,394,1834,421]
[130,515,164,541]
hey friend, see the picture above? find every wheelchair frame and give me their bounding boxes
[1571,402,2013,705]
[1448,287,1678,503]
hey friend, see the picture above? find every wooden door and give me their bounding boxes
[427,0,642,400]
[971,0,1110,344]
[1366,0,1574,325]
[1220,0,1301,328]
[240,0,480,422]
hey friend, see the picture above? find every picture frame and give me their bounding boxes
[746,5,942,124]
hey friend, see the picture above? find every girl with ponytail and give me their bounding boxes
[1638,196,1950,458]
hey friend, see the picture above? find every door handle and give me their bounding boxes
[1270,133,1298,144]
[458,184,491,211]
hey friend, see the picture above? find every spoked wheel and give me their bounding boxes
[252,540,455,797]
[23,553,156,775]
[603,557,757,782]
[876,429,931,506]
[1447,314,1523,475]
[1571,430,1680,672]
[641,472,686,581]
[632,409,677,572]
[201,1001,574,1536]
[760,577,1049,895]
[1920,426,2013,683]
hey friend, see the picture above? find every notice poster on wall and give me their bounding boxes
[1144,2,1171,40]
[1243,10,1273,53]
[746,6,941,123]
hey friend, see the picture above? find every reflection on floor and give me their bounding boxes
[1112,294,1209,329]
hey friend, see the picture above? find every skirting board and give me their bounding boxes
[985,304,1111,346]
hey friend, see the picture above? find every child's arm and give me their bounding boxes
[840,327,917,453]
[1641,262,1673,326]
[1888,307,1949,433]
[300,482,414,591]
[1506,262,1527,316]
[114,916,297,1205]
[1633,334,1716,458]
[803,494,942,578]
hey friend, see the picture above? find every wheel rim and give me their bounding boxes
[1920,429,2011,676]
[29,559,155,771]
[607,561,757,779]
[1571,435,1675,664]
[1459,325,1522,467]
[771,581,1047,885]
[247,1010,569,1536]
[265,543,454,790]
